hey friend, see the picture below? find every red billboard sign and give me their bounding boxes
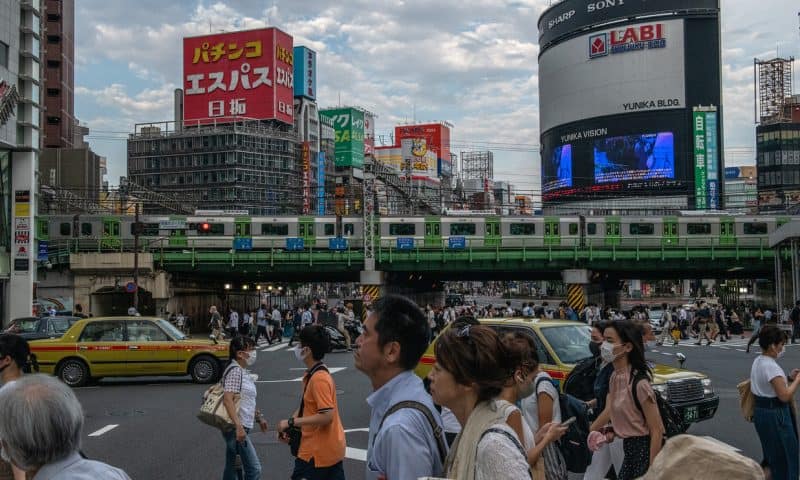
[394,123,451,179]
[183,28,294,125]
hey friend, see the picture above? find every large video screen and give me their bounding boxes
[594,133,675,184]
[543,144,573,193]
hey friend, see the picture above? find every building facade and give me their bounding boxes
[0,0,42,322]
[42,0,73,148]
[127,119,298,215]
[756,120,800,212]
[724,166,757,213]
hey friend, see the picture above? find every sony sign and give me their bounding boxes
[587,0,625,13]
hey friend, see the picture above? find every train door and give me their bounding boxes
[605,217,621,247]
[167,217,188,247]
[719,218,735,246]
[662,217,678,246]
[234,217,252,246]
[544,217,560,246]
[298,217,316,245]
[424,217,441,247]
[101,217,121,250]
[36,217,49,242]
[485,217,501,247]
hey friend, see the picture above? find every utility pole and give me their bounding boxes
[133,202,140,311]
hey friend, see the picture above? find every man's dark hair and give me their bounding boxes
[299,325,329,361]
[372,294,429,370]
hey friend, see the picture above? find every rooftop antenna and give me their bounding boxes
[338,91,341,106]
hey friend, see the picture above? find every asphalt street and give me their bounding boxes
[72,333,799,479]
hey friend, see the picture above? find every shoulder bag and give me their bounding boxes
[287,363,328,456]
[197,363,241,431]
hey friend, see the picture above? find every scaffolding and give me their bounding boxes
[755,57,795,124]
[460,151,494,181]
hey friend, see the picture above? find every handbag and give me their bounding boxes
[287,363,328,456]
[737,379,754,422]
[197,364,241,431]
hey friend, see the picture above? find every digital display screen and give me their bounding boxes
[593,132,674,184]
[543,144,573,193]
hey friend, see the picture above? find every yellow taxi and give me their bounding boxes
[415,318,719,426]
[29,316,229,387]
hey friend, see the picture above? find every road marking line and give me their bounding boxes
[345,446,367,462]
[256,367,347,383]
[344,428,370,433]
[88,424,119,437]
[263,343,290,352]
[736,349,746,352]
[660,352,673,356]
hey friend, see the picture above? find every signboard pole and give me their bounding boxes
[133,202,139,311]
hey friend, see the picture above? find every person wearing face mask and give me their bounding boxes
[590,321,665,480]
[497,331,567,474]
[749,325,800,480]
[221,336,267,480]
[278,325,346,480]
[0,334,37,480]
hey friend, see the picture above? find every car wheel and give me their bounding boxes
[57,359,89,387]
[190,356,219,384]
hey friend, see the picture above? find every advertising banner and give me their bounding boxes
[302,142,311,214]
[543,144,573,193]
[183,28,294,125]
[293,46,316,100]
[395,123,451,179]
[593,132,674,184]
[693,110,707,209]
[704,111,719,209]
[539,19,685,133]
[317,152,326,215]
[320,108,365,168]
[401,138,438,181]
[364,112,375,156]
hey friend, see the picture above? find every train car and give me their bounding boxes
[378,217,426,249]
[499,216,541,247]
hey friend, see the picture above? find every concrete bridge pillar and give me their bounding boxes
[562,269,589,314]
[359,270,384,322]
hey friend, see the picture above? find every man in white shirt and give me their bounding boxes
[301,305,314,327]
[271,306,282,343]
[228,308,239,337]
[256,305,269,344]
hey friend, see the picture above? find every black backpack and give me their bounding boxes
[535,377,592,474]
[631,374,687,438]
[563,356,600,402]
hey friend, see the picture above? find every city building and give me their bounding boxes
[42,0,74,148]
[724,166,757,213]
[538,1,723,214]
[0,0,43,321]
[40,142,105,201]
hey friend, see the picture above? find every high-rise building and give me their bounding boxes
[42,0,74,148]
[724,166,757,213]
[0,0,43,321]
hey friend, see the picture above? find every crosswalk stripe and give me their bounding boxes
[263,343,291,352]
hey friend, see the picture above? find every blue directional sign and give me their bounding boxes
[37,240,48,261]
[286,238,305,251]
[233,238,252,251]
[396,237,415,250]
[329,237,348,251]
[448,236,466,250]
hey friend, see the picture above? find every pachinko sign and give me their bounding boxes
[183,28,294,125]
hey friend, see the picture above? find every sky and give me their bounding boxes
[74,0,800,196]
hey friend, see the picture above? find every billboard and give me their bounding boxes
[539,19,685,133]
[543,144,573,193]
[320,108,365,168]
[375,146,401,173]
[317,152,326,215]
[183,28,294,125]
[594,132,675,184]
[293,46,316,100]
[302,142,311,214]
[538,0,719,48]
[401,138,438,181]
[692,108,720,209]
[364,112,375,156]
[395,123,451,179]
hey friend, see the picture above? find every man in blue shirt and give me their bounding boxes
[354,295,446,480]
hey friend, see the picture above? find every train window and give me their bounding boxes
[389,223,416,235]
[235,223,251,236]
[743,222,768,235]
[194,223,224,235]
[344,224,355,236]
[587,223,597,235]
[606,223,620,236]
[324,224,335,236]
[81,223,92,236]
[59,223,71,236]
[449,223,476,236]
[629,223,654,235]
[261,224,289,235]
[130,223,159,236]
[510,223,535,235]
[569,223,578,235]
[686,223,711,235]
[545,223,559,236]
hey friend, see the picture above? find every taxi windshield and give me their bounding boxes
[539,324,592,365]
[156,319,187,340]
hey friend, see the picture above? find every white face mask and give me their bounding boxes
[294,346,308,364]
[244,350,257,367]
[600,341,620,363]
[778,347,786,359]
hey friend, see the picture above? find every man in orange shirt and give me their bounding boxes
[278,325,346,479]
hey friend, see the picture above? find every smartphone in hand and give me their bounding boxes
[561,416,576,427]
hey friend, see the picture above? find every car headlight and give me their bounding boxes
[702,378,714,396]
[652,384,668,400]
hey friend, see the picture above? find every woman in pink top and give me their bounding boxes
[589,321,664,480]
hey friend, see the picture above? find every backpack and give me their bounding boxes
[631,374,687,438]
[375,400,447,467]
[535,377,592,474]
[563,356,600,402]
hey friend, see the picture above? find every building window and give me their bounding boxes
[46,88,60,97]
[0,41,8,68]
[46,35,61,44]
[46,116,60,124]
[46,13,61,22]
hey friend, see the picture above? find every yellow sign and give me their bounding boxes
[14,204,29,217]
